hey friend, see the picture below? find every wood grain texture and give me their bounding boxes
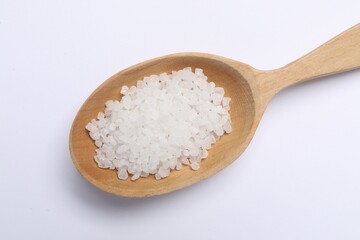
[69,24,360,197]
[258,23,360,102]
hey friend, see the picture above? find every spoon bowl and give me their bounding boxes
[70,54,259,197]
[70,24,360,197]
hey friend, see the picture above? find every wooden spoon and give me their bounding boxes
[70,24,360,197]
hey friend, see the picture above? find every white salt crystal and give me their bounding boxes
[89,131,100,140]
[176,160,182,170]
[222,97,231,106]
[209,135,216,144]
[122,96,131,109]
[97,112,105,120]
[169,159,177,170]
[189,156,201,164]
[141,172,149,178]
[190,162,200,170]
[85,123,97,132]
[131,172,141,181]
[120,86,129,95]
[97,118,106,128]
[201,149,208,159]
[161,161,170,170]
[214,127,224,137]
[195,68,203,76]
[158,168,170,178]
[223,121,232,133]
[211,93,223,105]
[181,157,190,165]
[214,87,224,96]
[189,147,199,156]
[208,82,215,92]
[105,100,115,111]
[183,150,190,157]
[95,140,102,148]
[201,138,212,150]
[118,168,128,180]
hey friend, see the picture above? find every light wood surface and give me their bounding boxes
[69,24,360,197]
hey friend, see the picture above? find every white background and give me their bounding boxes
[1,0,360,239]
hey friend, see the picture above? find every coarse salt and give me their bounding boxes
[86,68,232,181]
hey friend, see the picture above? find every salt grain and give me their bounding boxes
[222,97,231,106]
[190,162,200,170]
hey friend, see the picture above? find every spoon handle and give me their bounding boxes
[260,23,360,97]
